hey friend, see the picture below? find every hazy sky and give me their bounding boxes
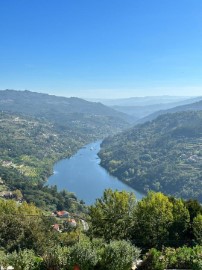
[1,0,202,98]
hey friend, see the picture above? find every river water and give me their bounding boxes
[47,141,143,205]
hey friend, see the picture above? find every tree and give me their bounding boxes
[185,199,202,221]
[132,192,173,249]
[193,214,202,245]
[168,198,190,246]
[89,189,137,241]
[0,199,57,253]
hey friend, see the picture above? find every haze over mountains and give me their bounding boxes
[88,96,202,121]
[137,97,202,124]
[88,96,190,106]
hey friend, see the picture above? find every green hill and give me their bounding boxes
[99,111,202,201]
[0,111,91,211]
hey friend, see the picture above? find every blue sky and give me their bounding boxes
[0,0,202,98]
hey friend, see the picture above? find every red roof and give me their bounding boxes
[56,210,69,216]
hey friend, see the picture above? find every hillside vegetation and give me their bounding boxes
[0,190,202,269]
[0,112,90,211]
[99,111,202,201]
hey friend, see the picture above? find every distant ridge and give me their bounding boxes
[137,97,202,124]
[0,89,133,123]
[87,95,191,106]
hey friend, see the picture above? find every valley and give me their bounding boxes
[0,90,202,269]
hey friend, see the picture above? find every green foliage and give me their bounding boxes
[132,192,174,249]
[138,248,166,270]
[168,197,190,246]
[89,189,136,241]
[139,246,202,270]
[193,214,202,245]
[0,199,58,253]
[68,240,99,270]
[185,199,202,221]
[7,249,42,270]
[99,111,202,202]
[100,240,140,270]
[42,246,69,270]
[0,250,9,268]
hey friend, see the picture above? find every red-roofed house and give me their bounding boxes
[56,210,69,218]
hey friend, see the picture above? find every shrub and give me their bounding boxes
[139,246,202,270]
[138,248,166,270]
[100,240,141,270]
[7,249,42,270]
[68,240,98,270]
[42,245,69,270]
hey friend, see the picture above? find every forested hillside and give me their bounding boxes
[0,112,91,211]
[99,111,202,201]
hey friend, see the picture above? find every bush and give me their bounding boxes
[68,240,99,270]
[7,249,42,270]
[138,248,166,270]
[139,246,202,270]
[42,245,69,270]
[100,240,141,270]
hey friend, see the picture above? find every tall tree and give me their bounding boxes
[132,192,173,249]
[89,189,136,241]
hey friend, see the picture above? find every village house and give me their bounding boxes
[55,210,69,218]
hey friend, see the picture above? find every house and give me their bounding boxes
[56,210,69,218]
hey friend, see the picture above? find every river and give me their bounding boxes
[47,141,143,205]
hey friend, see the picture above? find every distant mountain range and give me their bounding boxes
[88,95,202,121]
[87,96,191,106]
[137,97,202,124]
[111,97,202,120]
